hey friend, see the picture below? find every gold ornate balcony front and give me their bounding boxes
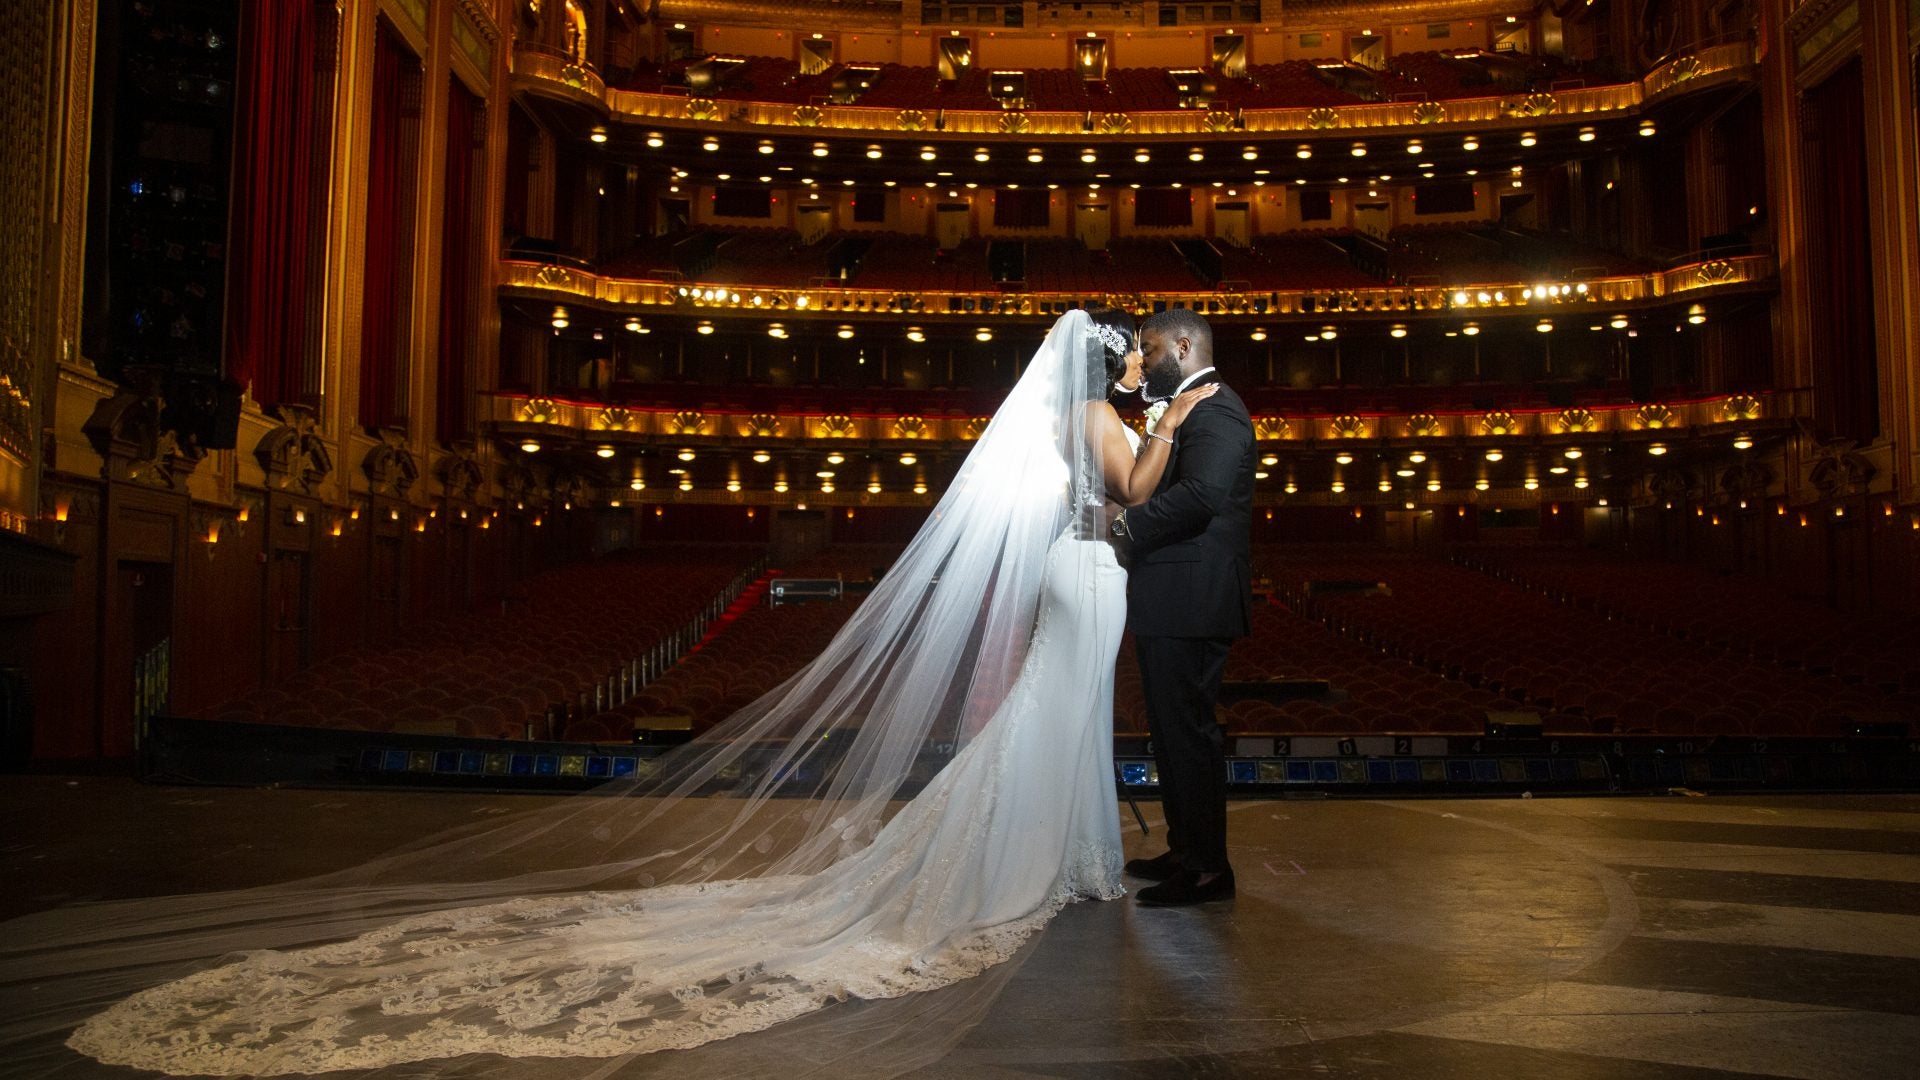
[498,251,1777,323]
[515,40,1756,141]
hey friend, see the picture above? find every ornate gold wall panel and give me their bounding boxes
[0,0,52,469]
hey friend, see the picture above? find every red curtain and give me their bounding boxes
[359,23,408,430]
[1800,59,1878,441]
[1133,188,1193,228]
[437,78,478,441]
[227,1,318,405]
[992,188,1051,229]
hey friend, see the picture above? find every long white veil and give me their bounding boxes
[0,311,1118,1078]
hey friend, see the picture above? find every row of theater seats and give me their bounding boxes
[205,546,758,737]
[579,227,1653,297]
[567,546,902,740]
[1449,546,1920,691]
[617,53,1589,112]
[1216,235,1384,291]
[1280,546,1916,736]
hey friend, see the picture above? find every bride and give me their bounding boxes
[16,310,1216,1077]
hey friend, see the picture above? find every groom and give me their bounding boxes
[1111,308,1255,906]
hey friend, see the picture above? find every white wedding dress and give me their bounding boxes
[26,310,1135,1077]
[66,455,1136,1075]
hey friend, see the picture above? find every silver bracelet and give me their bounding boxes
[1146,431,1174,445]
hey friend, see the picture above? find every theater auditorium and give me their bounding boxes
[3,0,1919,1077]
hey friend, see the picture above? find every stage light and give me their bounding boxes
[752,451,771,464]
[1188,147,1204,162]
[1610,314,1629,329]
[646,132,664,148]
[1648,443,1668,455]
[1462,135,1480,151]
[1519,131,1538,147]
[1524,479,1540,490]
[1335,452,1354,465]
[1242,146,1258,160]
[1389,324,1407,338]
[1578,126,1596,142]
[1564,447,1582,459]
[589,126,608,143]
[767,323,787,339]
[1350,142,1368,157]
[1485,449,1503,462]
[1135,148,1151,163]
[1028,148,1044,163]
[1688,304,1707,324]
[1081,148,1098,163]
[906,327,925,342]
[696,321,714,334]
[1249,327,1267,341]
[1536,319,1554,333]
[520,439,540,453]
[812,142,829,157]
[827,452,845,465]
[900,453,917,466]
[595,446,616,459]
[1296,144,1312,159]
[1331,481,1346,493]
[1639,119,1657,136]
[1462,322,1480,336]
[702,137,719,152]
[975,327,993,342]
[677,448,696,462]
[1406,140,1423,155]
[1475,479,1490,491]
[837,324,855,339]
[1733,434,1754,450]
[550,306,569,329]
[1407,451,1426,464]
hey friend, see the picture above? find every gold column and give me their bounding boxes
[1860,0,1920,501]
[1760,0,1817,396]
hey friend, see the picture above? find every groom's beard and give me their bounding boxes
[1142,356,1185,402]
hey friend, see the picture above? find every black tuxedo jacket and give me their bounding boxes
[1124,374,1256,639]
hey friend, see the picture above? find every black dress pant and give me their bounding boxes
[1135,634,1232,873]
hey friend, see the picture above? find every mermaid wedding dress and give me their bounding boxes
[67,534,1129,1074]
[44,311,1137,1076]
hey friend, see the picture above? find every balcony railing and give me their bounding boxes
[518,41,1755,139]
[499,251,1777,320]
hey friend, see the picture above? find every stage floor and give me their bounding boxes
[6,777,1918,1079]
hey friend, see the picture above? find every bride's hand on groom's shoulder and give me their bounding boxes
[1159,384,1220,433]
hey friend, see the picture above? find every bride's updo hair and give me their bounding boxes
[1082,304,1135,399]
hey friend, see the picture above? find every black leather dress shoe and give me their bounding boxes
[1134,868,1235,906]
[1123,850,1185,881]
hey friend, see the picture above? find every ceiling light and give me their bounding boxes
[975,327,993,342]
[1519,131,1538,147]
[645,132,664,148]
[866,144,883,159]
[595,445,615,459]
[550,306,569,329]
[695,321,714,334]
[836,324,855,339]
[974,147,990,162]
[1578,126,1596,142]
[519,439,540,453]
[826,452,845,465]
[1028,148,1044,163]
[1475,479,1490,491]
[767,323,787,339]
[1249,327,1267,341]
[1609,314,1629,329]
[1242,146,1258,160]
[1462,322,1480,336]
[1188,148,1204,162]
[1536,319,1554,333]
[1335,452,1354,465]
[899,453,917,466]
[1296,144,1312,159]
[1733,434,1754,450]
[1648,443,1668,455]
[1524,479,1540,491]
[1406,140,1423,155]
[811,142,829,157]
[1462,135,1480,151]
[1485,449,1503,462]
[702,137,719,152]
[1408,451,1427,464]
[905,327,926,343]
[677,448,696,462]
[1134,148,1151,163]
[1687,304,1707,324]
[752,450,771,463]
[1081,148,1098,163]
[1639,120,1657,136]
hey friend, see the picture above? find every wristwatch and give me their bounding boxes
[1110,509,1131,540]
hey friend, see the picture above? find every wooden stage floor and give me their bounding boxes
[5,777,1918,1079]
